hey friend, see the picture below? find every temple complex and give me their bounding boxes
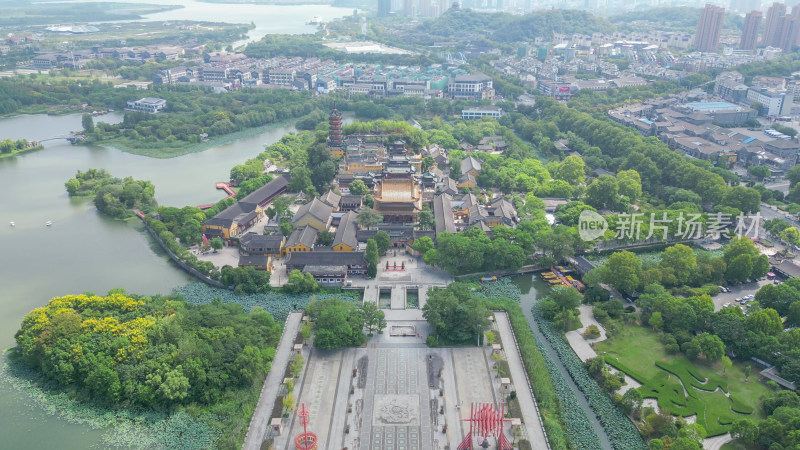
[373,139,423,223]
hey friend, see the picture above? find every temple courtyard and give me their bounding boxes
[268,311,548,450]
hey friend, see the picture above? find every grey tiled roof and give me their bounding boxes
[433,194,456,236]
[461,155,482,174]
[285,250,366,267]
[292,197,333,225]
[333,211,359,250]
[286,225,318,248]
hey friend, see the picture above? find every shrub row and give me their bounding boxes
[146,217,216,276]
[483,299,594,450]
[603,356,647,384]
[534,307,647,450]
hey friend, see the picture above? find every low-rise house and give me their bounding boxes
[125,97,167,113]
[283,225,318,255]
[238,254,272,271]
[479,136,508,152]
[201,202,263,241]
[459,195,518,229]
[332,211,358,252]
[440,177,459,196]
[339,195,363,211]
[457,172,478,189]
[285,250,368,276]
[238,175,290,207]
[462,106,503,119]
[461,156,483,177]
[302,265,348,285]
[239,232,285,257]
[319,190,341,210]
[201,176,288,241]
[291,198,333,232]
[433,194,457,236]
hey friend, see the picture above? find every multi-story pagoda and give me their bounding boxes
[327,105,345,157]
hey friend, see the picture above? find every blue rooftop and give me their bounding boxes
[743,137,756,144]
[638,118,654,125]
[685,101,741,112]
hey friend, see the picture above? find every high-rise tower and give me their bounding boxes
[693,4,725,52]
[740,10,762,50]
[378,0,392,16]
[763,2,787,47]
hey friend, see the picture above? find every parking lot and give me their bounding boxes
[712,279,772,312]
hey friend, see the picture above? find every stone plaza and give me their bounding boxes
[268,311,548,450]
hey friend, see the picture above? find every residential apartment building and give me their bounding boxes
[747,88,793,116]
[740,10,762,50]
[447,72,494,100]
[693,4,725,52]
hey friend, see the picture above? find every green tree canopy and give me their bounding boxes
[423,283,491,345]
[307,299,365,349]
[602,250,642,293]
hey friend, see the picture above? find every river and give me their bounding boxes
[0,111,309,448]
[59,0,356,46]
[513,274,613,450]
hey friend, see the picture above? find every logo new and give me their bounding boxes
[578,210,608,241]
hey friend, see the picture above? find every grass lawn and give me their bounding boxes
[594,326,770,436]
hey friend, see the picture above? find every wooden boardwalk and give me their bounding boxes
[197,182,236,210]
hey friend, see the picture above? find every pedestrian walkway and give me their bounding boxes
[242,311,303,450]
[390,286,405,309]
[493,312,549,449]
[564,307,641,395]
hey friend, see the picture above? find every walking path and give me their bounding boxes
[493,312,549,449]
[242,311,303,450]
[564,306,641,395]
[565,305,607,362]
[704,433,732,450]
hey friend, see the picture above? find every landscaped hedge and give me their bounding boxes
[534,307,647,450]
[604,356,647,384]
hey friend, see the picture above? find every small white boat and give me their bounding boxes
[45,220,53,227]
[306,16,323,25]
[9,221,15,227]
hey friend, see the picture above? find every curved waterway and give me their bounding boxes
[54,0,356,45]
[0,112,304,448]
[513,275,613,450]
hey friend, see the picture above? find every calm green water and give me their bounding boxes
[0,111,304,448]
[511,274,614,450]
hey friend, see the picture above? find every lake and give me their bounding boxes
[62,0,356,45]
[1,3,357,444]
[0,111,306,448]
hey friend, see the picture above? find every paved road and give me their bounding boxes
[242,311,303,450]
[761,203,800,229]
[704,433,732,450]
[494,312,549,449]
